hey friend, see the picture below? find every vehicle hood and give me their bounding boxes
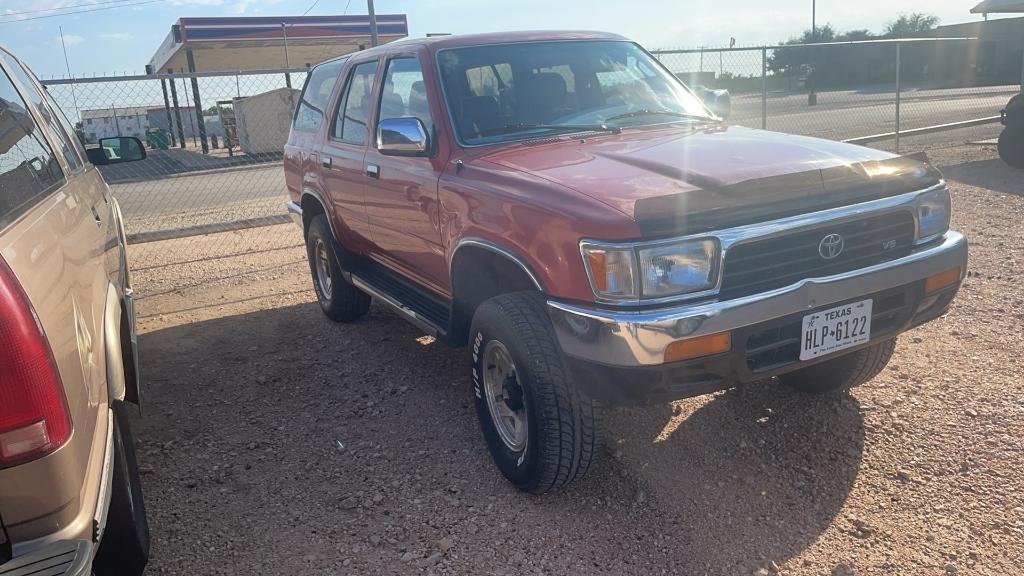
[478,124,941,238]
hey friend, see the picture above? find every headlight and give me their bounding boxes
[916,188,950,242]
[637,239,718,298]
[581,238,719,302]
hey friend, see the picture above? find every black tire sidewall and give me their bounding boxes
[470,303,541,489]
[998,127,1024,169]
[93,402,149,575]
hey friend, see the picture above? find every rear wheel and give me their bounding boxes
[93,402,149,576]
[306,214,370,322]
[998,126,1024,169]
[781,338,896,394]
[469,292,599,494]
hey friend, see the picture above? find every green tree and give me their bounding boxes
[884,13,940,38]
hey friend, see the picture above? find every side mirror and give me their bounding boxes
[87,136,147,165]
[377,117,429,157]
[694,86,731,120]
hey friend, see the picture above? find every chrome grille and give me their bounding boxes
[720,211,916,300]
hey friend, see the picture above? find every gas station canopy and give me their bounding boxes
[971,0,1024,14]
[147,15,409,74]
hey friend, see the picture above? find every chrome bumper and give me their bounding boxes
[548,231,967,367]
[286,200,303,227]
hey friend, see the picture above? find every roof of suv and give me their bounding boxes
[370,30,630,53]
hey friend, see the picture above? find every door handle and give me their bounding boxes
[321,156,332,169]
[366,164,380,179]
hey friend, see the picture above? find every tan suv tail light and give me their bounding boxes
[0,256,72,468]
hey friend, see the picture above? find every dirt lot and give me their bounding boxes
[129,145,1022,576]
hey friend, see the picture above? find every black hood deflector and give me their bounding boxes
[633,155,942,238]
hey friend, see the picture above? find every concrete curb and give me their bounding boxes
[106,161,284,186]
[127,214,291,245]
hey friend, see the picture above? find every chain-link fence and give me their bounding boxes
[42,68,309,267]
[653,37,1022,152]
[37,38,1022,298]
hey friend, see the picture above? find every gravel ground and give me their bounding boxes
[128,144,1022,576]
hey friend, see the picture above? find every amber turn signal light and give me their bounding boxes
[925,266,961,294]
[664,331,732,363]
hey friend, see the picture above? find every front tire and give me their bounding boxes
[781,338,896,394]
[305,215,370,322]
[93,402,149,576]
[469,292,599,494]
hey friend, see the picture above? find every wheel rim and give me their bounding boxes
[482,340,528,452]
[314,237,333,299]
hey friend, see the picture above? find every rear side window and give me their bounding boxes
[0,67,64,226]
[332,61,379,145]
[294,58,346,134]
[378,57,434,132]
[0,52,83,172]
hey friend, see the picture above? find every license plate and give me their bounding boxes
[799,299,873,361]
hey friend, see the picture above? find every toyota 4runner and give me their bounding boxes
[284,31,968,493]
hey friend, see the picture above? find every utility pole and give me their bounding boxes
[808,0,818,106]
[367,0,379,47]
[282,23,292,89]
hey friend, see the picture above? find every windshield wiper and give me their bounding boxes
[604,109,716,123]
[474,123,621,138]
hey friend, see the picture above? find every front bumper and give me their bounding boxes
[548,231,967,404]
[0,540,93,576]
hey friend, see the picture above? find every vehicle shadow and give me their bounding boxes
[134,302,864,575]
[603,383,864,573]
[940,155,1023,197]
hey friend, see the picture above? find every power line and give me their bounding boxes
[1,0,137,19]
[0,0,168,24]
[301,0,321,16]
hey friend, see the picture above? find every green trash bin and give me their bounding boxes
[146,128,170,150]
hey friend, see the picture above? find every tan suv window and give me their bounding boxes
[0,66,65,226]
[0,51,84,172]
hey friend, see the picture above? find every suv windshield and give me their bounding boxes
[437,40,713,145]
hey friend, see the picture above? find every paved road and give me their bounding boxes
[112,165,286,220]
[112,85,1014,230]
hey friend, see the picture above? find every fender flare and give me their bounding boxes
[103,284,141,408]
[299,188,330,232]
[450,237,546,292]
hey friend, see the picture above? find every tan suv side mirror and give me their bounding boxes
[87,136,147,165]
[377,117,430,157]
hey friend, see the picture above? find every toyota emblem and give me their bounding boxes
[818,233,844,259]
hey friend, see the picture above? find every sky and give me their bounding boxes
[0,0,1014,79]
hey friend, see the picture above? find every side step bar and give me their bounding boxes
[0,540,92,576]
[351,272,449,339]
[329,237,452,340]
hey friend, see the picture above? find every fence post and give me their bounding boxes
[159,78,177,147]
[895,41,901,154]
[186,50,209,154]
[167,69,186,149]
[761,47,768,130]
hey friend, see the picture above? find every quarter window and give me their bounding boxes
[332,61,379,145]
[294,58,346,134]
[0,67,64,226]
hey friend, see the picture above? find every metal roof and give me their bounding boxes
[971,0,1024,13]
[147,14,409,73]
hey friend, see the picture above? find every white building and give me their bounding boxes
[81,106,150,143]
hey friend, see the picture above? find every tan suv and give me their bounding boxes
[0,47,149,575]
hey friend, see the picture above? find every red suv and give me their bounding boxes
[284,31,967,493]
